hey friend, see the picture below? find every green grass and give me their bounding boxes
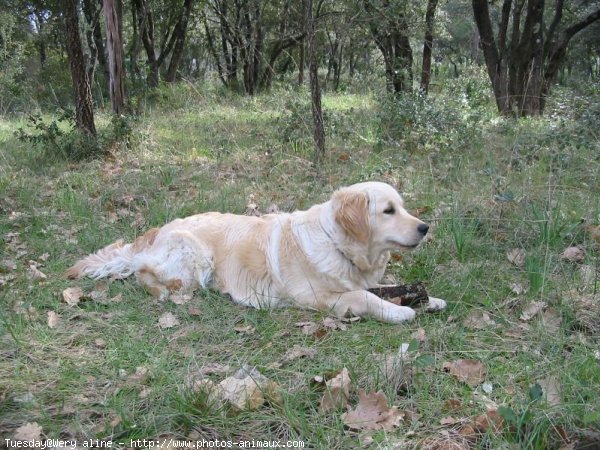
[0,82,599,449]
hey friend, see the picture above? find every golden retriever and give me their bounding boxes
[67,182,446,323]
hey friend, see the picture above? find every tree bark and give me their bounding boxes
[306,0,325,163]
[472,0,600,116]
[62,0,96,136]
[104,0,126,114]
[166,0,194,82]
[420,0,438,95]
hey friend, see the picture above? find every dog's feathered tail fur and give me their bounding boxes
[66,239,135,280]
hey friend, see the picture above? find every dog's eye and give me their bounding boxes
[383,206,395,215]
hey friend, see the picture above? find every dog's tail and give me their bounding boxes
[66,239,136,280]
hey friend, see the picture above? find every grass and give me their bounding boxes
[0,80,599,449]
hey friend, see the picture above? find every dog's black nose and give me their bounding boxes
[418,223,429,235]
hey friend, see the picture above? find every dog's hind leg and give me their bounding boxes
[134,230,214,298]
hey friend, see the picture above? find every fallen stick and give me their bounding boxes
[368,282,429,307]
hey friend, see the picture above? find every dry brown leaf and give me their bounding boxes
[129,366,150,384]
[14,422,43,440]
[520,301,546,321]
[510,282,528,295]
[282,345,316,363]
[62,287,84,306]
[171,294,192,305]
[295,321,327,338]
[561,246,585,263]
[234,324,255,334]
[158,312,180,329]
[198,363,231,376]
[507,248,525,267]
[473,409,503,433]
[319,367,351,412]
[47,311,60,329]
[440,416,458,425]
[412,327,427,342]
[188,306,202,316]
[342,390,405,431]
[541,308,562,333]
[538,376,561,405]
[443,359,486,386]
[322,317,347,330]
[462,310,496,329]
[27,264,47,282]
[218,366,281,411]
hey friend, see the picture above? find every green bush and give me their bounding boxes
[375,90,482,153]
[15,111,136,161]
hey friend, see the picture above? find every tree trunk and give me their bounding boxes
[104,0,126,114]
[472,0,600,116]
[165,0,194,82]
[420,0,438,95]
[62,0,96,136]
[298,42,305,85]
[364,0,413,94]
[306,0,325,163]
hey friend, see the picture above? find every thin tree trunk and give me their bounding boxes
[420,0,438,95]
[306,0,325,163]
[104,0,126,114]
[166,0,194,82]
[63,0,96,136]
[298,42,305,85]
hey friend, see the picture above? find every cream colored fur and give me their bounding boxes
[67,182,447,323]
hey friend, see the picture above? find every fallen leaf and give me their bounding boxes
[342,390,405,431]
[95,338,107,348]
[282,345,316,363]
[234,324,255,334]
[319,367,351,412]
[510,282,528,295]
[62,287,84,306]
[47,311,60,329]
[462,310,496,329]
[129,366,150,383]
[440,416,458,425]
[188,306,201,316]
[443,360,486,386]
[561,246,585,263]
[38,253,50,262]
[412,327,427,342]
[541,308,562,333]
[538,376,560,405]
[158,312,180,329]
[322,317,347,331]
[473,409,503,433]
[27,264,47,282]
[14,422,43,440]
[218,366,281,411]
[520,301,546,321]
[198,363,231,376]
[443,399,462,411]
[171,294,192,305]
[295,321,327,338]
[507,248,525,267]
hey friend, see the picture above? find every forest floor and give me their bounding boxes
[0,82,599,449]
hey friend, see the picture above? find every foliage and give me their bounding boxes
[14,111,135,160]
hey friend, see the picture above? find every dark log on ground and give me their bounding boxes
[368,282,428,307]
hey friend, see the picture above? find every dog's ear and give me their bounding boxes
[333,189,370,242]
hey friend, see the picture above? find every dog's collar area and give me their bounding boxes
[321,223,367,272]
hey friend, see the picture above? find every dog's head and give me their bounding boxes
[332,182,428,252]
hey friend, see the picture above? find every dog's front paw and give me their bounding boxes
[382,305,416,324]
[426,296,447,311]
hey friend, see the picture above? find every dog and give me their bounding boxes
[67,182,446,323]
